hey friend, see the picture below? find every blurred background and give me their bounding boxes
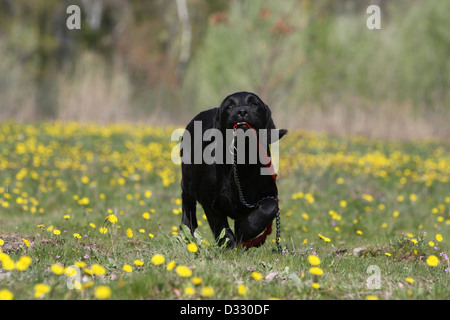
[0,0,448,139]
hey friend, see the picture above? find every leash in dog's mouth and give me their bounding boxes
[233,122,253,130]
[229,122,255,155]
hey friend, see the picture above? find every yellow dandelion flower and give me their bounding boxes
[73,233,82,239]
[75,261,86,268]
[318,234,331,242]
[184,286,195,295]
[308,255,321,266]
[22,238,31,247]
[53,229,61,235]
[1,255,15,271]
[107,214,118,224]
[34,283,50,299]
[309,267,324,276]
[366,295,379,300]
[79,197,90,205]
[305,193,315,204]
[142,212,150,220]
[126,228,133,238]
[405,277,414,284]
[191,277,202,286]
[238,284,247,296]
[50,264,64,275]
[83,281,95,290]
[356,230,363,235]
[99,227,108,234]
[0,288,14,300]
[187,242,198,253]
[312,282,320,289]
[385,252,391,257]
[176,265,193,278]
[133,260,144,266]
[426,255,439,267]
[144,190,152,198]
[91,264,106,276]
[123,264,133,273]
[151,254,165,266]
[64,266,78,277]
[436,234,443,242]
[166,260,176,271]
[201,286,214,297]
[15,256,32,271]
[251,272,263,281]
[94,285,111,299]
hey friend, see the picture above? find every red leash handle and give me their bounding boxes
[240,222,273,248]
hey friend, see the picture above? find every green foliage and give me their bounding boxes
[184,0,450,112]
[0,0,449,137]
[0,121,449,300]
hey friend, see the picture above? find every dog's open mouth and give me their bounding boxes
[233,122,253,131]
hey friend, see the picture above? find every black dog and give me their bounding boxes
[180,92,287,248]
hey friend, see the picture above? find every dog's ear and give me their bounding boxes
[265,104,287,143]
[273,129,288,142]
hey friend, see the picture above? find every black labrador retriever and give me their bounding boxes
[180,91,287,248]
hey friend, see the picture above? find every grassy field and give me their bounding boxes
[0,121,449,300]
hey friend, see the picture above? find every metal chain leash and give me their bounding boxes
[232,140,282,253]
[275,211,282,252]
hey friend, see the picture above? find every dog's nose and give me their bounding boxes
[238,109,248,118]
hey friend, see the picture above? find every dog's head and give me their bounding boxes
[215,91,287,142]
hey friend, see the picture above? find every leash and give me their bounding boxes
[231,122,282,253]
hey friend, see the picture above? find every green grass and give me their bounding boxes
[0,121,449,300]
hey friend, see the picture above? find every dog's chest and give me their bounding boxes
[213,172,250,219]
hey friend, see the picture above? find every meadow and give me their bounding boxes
[0,121,449,300]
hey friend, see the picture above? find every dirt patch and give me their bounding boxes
[0,233,31,254]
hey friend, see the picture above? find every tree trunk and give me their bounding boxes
[174,0,191,79]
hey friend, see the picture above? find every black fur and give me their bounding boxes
[180,92,287,247]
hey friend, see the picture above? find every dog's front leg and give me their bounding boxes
[181,191,198,235]
[203,206,237,248]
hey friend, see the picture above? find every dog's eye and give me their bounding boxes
[226,104,234,110]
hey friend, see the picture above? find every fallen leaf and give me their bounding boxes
[265,271,279,282]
